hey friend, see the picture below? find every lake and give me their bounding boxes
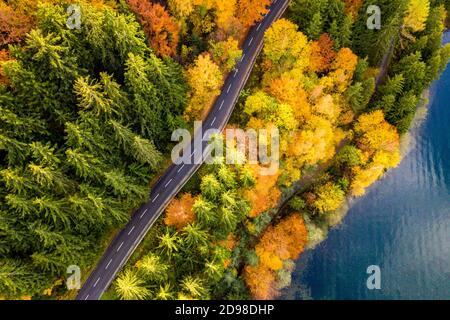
[282,32,450,300]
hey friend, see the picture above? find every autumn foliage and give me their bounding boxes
[327,47,359,92]
[350,110,401,196]
[184,53,223,121]
[309,33,336,73]
[243,263,277,300]
[245,165,281,218]
[244,19,360,186]
[164,193,196,230]
[0,2,33,47]
[256,214,308,268]
[244,214,308,299]
[343,0,364,21]
[355,110,401,155]
[237,0,270,28]
[403,0,431,33]
[312,182,345,213]
[127,0,180,57]
[0,49,10,85]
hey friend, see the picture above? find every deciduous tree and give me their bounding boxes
[245,165,281,218]
[0,49,10,85]
[243,263,277,300]
[244,214,308,299]
[312,182,345,213]
[164,193,196,230]
[343,0,363,21]
[185,53,223,121]
[0,2,33,47]
[236,0,270,28]
[309,33,336,73]
[263,19,309,69]
[127,0,180,57]
[168,0,196,18]
[210,37,242,72]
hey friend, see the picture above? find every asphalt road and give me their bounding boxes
[76,0,290,300]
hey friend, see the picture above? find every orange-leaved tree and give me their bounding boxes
[0,49,10,85]
[127,0,180,57]
[243,263,277,300]
[309,33,336,73]
[244,164,281,218]
[244,214,308,299]
[236,0,270,28]
[255,214,308,270]
[164,193,196,230]
[343,0,364,21]
[328,47,359,93]
[0,2,33,47]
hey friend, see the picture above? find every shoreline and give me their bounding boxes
[280,32,450,299]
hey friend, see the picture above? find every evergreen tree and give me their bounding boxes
[306,13,323,40]
[0,2,187,298]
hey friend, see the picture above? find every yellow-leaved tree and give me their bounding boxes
[312,182,346,213]
[210,37,242,73]
[351,110,401,196]
[185,54,223,121]
[214,0,238,31]
[262,18,309,73]
[403,0,430,33]
[167,0,196,18]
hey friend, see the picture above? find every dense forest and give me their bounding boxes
[0,0,189,298]
[0,0,449,300]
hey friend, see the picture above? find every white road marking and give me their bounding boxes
[165,179,173,188]
[191,149,196,157]
[249,37,253,46]
[140,208,148,219]
[234,69,239,78]
[152,193,160,203]
[177,164,185,173]
[105,259,113,270]
[93,277,101,288]
[257,23,261,31]
[77,3,286,301]
[211,117,216,126]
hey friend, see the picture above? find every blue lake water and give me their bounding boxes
[283,32,450,300]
